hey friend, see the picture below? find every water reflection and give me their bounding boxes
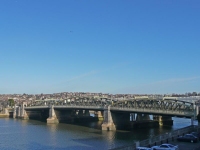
[0,117,196,150]
[47,124,58,146]
[102,130,116,149]
[20,119,29,126]
[47,123,58,133]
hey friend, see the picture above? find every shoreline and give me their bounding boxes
[0,114,9,118]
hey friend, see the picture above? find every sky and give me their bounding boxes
[0,0,200,94]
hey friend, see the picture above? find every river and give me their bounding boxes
[0,117,198,150]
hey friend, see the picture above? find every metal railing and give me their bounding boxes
[110,125,200,150]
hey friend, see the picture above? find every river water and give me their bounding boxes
[0,117,198,150]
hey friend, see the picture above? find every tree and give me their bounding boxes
[8,99,15,107]
[188,92,192,96]
[192,92,197,96]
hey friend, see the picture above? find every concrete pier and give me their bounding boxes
[153,115,173,126]
[95,111,104,120]
[47,105,59,124]
[102,106,116,130]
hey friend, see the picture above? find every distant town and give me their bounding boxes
[0,91,200,103]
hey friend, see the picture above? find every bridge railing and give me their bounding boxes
[54,105,105,110]
[110,107,194,117]
[28,100,109,107]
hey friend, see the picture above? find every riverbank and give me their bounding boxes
[0,113,9,118]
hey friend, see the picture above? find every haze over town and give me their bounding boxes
[0,1,200,94]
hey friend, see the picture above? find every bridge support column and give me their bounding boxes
[21,102,29,120]
[78,110,83,116]
[136,113,142,121]
[13,105,16,118]
[95,111,103,120]
[71,110,77,116]
[84,110,90,116]
[143,114,150,120]
[23,111,29,120]
[16,106,21,118]
[130,113,135,121]
[196,106,199,119]
[101,106,116,131]
[191,117,194,125]
[153,115,162,125]
[47,105,59,124]
[153,115,173,126]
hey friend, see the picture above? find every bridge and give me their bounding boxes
[6,97,200,130]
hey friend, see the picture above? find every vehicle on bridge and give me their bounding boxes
[177,134,198,143]
[151,144,179,150]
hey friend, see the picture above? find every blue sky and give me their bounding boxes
[0,0,200,94]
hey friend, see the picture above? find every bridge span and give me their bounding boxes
[9,97,200,130]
